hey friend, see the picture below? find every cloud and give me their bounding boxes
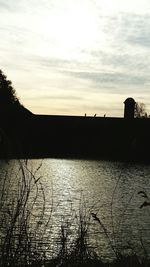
[1,0,150,115]
[109,13,150,48]
[25,94,83,101]
[0,0,17,11]
[124,15,150,47]
[63,70,148,87]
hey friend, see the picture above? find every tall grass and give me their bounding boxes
[0,159,53,266]
[0,161,99,266]
[0,159,150,267]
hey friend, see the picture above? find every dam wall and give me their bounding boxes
[0,112,150,162]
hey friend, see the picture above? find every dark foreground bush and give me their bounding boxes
[2,254,149,267]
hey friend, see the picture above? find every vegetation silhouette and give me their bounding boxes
[0,69,32,116]
[134,102,147,118]
[0,69,21,106]
[0,69,32,158]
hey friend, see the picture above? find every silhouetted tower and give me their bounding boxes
[124,98,136,119]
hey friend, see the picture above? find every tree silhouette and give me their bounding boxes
[0,69,21,107]
[134,102,147,118]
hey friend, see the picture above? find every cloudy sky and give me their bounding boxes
[0,0,150,116]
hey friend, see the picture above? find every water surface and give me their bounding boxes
[0,159,150,260]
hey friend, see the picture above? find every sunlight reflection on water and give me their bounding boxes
[0,159,150,260]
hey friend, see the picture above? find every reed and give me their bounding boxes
[0,159,52,266]
[0,160,150,267]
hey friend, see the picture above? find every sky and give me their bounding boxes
[0,0,150,117]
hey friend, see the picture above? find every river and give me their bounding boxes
[0,158,150,261]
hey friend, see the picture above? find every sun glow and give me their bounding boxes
[52,7,97,47]
[36,2,106,59]
[1,0,150,116]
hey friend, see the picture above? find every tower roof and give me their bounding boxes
[124,97,135,104]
